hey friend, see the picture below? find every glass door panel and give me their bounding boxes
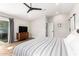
[0,21,8,42]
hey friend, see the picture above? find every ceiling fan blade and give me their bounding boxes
[32,8,42,10]
[23,3,30,8]
[27,9,32,13]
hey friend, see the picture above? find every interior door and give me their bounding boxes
[70,15,75,32]
[48,22,54,38]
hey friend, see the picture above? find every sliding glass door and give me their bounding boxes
[0,20,8,42]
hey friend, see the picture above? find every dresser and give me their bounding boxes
[16,32,29,41]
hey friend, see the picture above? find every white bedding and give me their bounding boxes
[13,37,68,56]
[64,30,79,56]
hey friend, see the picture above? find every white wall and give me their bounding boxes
[0,17,9,21]
[14,19,29,41]
[30,14,46,39]
[49,14,70,39]
[30,14,70,39]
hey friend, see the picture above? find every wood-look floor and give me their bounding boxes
[0,40,29,56]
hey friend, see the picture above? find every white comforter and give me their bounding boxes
[13,37,68,56]
[64,30,79,56]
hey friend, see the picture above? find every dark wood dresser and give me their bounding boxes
[16,32,29,41]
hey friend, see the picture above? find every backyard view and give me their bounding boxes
[0,21,8,43]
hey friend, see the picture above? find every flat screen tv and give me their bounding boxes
[19,26,28,32]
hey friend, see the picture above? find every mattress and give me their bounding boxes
[13,37,68,56]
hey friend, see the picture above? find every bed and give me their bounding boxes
[13,37,68,56]
[64,29,79,56]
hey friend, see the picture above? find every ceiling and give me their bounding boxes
[0,3,76,20]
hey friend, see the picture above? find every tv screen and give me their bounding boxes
[19,26,28,32]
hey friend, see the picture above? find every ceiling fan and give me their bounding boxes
[23,3,42,13]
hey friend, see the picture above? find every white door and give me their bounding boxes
[48,22,54,38]
[70,16,75,32]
